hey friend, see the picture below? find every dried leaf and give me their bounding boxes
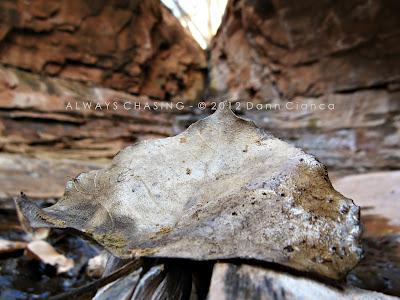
[87,251,108,278]
[16,104,362,279]
[31,228,51,240]
[0,239,27,254]
[25,240,74,274]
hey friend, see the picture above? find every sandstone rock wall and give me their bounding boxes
[210,0,400,170]
[0,0,206,204]
[0,66,176,159]
[0,0,206,100]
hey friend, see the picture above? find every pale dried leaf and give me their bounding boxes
[87,251,108,278]
[16,105,362,279]
[25,240,74,274]
[31,228,51,241]
[0,239,27,254]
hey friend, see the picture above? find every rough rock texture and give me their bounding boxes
[0,153,105,208]
[208,263,397,300]
[0,0,206,100]
[0,64,185,207]
[17,106,362,279]
[210,0,400,171]
[0,66,177,159]
[0,0,206,206]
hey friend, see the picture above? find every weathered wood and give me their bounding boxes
[208,263,396,300]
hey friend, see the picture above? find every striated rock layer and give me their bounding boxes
[210,0,400,170]
[0,0,206,100]
[0,66,175,159]
[17,105,362,279]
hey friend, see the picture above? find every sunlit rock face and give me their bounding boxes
[17,105,362,280]
[210,0,400,171]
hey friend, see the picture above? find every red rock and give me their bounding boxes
[0,66,174,161]
[210,0,400,171]
[0,0,206,101]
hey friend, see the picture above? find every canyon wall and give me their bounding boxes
[210,0,400,170]
[0,0,206,100]
[1,0,400,205]
[0,0,205,204]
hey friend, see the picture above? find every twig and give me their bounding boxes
[49,259,142,300]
